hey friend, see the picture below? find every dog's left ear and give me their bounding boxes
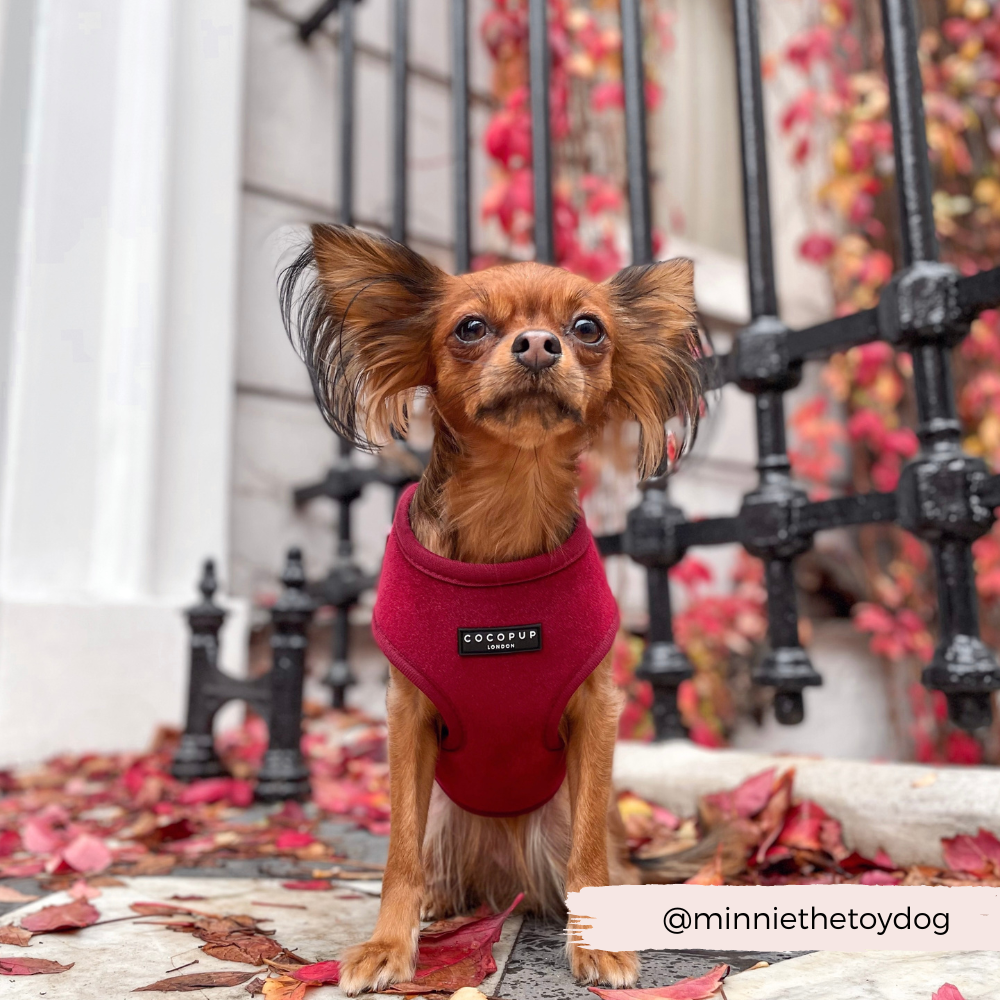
[280,224,448,448]
[602,258,701,479]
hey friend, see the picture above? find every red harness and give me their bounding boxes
[372,484,619,817]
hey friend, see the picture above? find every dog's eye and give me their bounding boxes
[571,316,605,345]
[455,317,488,343]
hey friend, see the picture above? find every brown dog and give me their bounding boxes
[281,225,702,994]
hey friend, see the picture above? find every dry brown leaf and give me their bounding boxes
[133,970,256,991]
[202,933,283,965]
[261,974,311,999]
[245,977,267,995]
[129,854,177,876]
[0,955,74,975]
[0,925,32,946]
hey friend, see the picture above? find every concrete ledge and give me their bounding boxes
[613,740,1000,867]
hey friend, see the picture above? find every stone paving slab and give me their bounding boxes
[723,949,1000,1000]
[0,876,519,999]
[495,918,801,1000]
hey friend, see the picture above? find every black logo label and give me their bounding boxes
[458,624,542,656]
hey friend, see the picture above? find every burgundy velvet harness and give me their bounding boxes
[371,484,620,817]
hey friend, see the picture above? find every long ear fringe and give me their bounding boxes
[634,324,704,481]
[278,239,366,446]
[278,226,442,451]
[635,332,704,481]
[604,259,704,481]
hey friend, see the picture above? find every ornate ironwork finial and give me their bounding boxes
[198,559,218,604]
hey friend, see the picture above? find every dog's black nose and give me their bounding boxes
[511,330,562,372]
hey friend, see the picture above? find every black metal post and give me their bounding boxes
[339,0,355,227]
[879,0,1000,729]
[619,0,692,738]
[172,561,271,782]
[621,0,652,266]
[731,0,821,724]
[452,0,471,273]
[391,0,408,244]
[172,561,228,780]
[256,549,316,802]
[528,0,554,264]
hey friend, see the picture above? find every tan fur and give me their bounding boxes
[285,227,701,994]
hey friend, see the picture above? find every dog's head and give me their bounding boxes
[281,225,701,478]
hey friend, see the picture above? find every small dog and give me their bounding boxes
[282,225,702,994]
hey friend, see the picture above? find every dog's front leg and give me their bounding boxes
[338,668,438,995]
[563,657,639,988]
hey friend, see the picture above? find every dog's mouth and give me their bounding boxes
[474,388,583,429]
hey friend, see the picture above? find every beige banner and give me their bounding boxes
[567,884,1000,952]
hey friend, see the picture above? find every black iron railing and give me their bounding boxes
[289,0,1000,739]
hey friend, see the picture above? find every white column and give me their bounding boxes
[0,0,248,764]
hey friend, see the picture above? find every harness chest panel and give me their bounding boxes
[372,484,619,817]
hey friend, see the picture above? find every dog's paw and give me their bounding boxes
[420,895,453,921]
[568,943,639,988]
[338,937,416,995]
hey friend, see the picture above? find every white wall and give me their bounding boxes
[0,0,248,764]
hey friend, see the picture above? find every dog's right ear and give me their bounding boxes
[280,224,448,448]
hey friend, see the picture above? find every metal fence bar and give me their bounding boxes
[528,0,555,264]
[618,0,692,739]
[451,0,471,273]
[621,0,652,266]
[878,0,1000,730]
[339,0,355,226]
[731,0,820,725]
[391,0,408,244]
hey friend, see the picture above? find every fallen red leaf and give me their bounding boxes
[133,970,256,991]
[176,777,253,807]
[873,849,896,869]
[777,800,830,852]
[754,770,794,864]
[685,847,724,886]
[61,832,113,874]
[281,880,331,891]
[289,959,340,983]
[69,878,102,900]
[0,956,74,975]
[274,830,316,851]
[20,898,99,933]
[588,963,730,999]
[130,901,206,917]
[0,925,32,946]
[20,817,61,854]
[858,870,901,885]
[702,769,775,823]
[385,893,523,993]
[0,829,20,857]
[931,986,966,1000]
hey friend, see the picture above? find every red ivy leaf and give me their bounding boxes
[0,956,74,975]
[588,963,730,999]
[20,899,99,934]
